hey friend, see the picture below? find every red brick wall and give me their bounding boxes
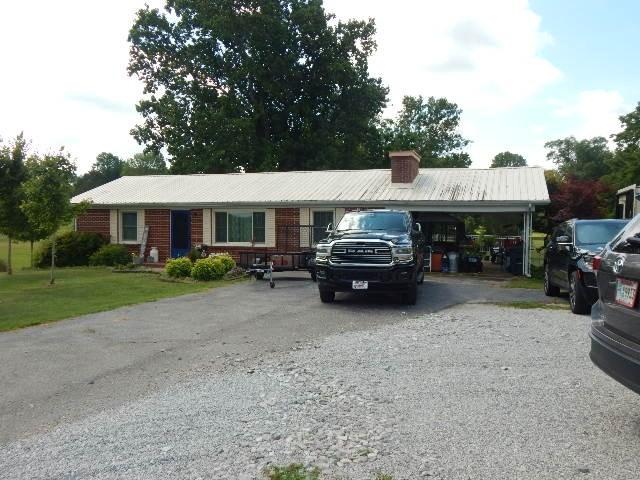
[391,154,419,183]
[76,209,110,238]
[145,209,171,262]
[275,208,300,251]
[190,209,203,246]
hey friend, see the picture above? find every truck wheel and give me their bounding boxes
[569,271,590,315]
[543,264,560,297]
[417,263,425,285]
[402,282,417,305]
[319,289,335,303]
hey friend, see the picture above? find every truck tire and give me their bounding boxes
[402,282,417,305]
[569,271,590,315]
[319,289,335,303]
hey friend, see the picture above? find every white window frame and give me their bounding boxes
[213,209,267,246]
[120,211,138,244]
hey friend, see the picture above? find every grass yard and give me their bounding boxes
[490,300,568,311]
[0,267,241,332]
[0,235,37,271]
[504,276,544,290]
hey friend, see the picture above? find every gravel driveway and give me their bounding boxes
[2,303,639,479]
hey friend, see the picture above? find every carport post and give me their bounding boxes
[522,207,533,277]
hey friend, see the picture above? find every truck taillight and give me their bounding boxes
[592,255,602,271]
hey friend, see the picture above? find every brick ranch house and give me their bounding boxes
[72,151,550,275]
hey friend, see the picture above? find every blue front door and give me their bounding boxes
[171,210,191,258]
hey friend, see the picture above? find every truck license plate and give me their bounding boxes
[352,280,368,290]
[615,278,638,308]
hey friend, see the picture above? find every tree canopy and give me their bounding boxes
[122,151,167,176]
[605,102,640,190]
[383,95,471,168]
[128,0,388,173]
[490,151,527,168]
[544,136,611,180]
[74,152,124,194]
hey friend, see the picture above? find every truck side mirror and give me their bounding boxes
[326,223,333,233]
[556,235,571,244]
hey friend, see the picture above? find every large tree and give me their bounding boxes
[128,0,388,173]
[384,95,471,168]
[0,134,30,275]
[544,136,611,180]
[491,151,527,168]
[605,102,640,190]
[74,152,124,194]
[122,151,168,176]
[21,151,86,284]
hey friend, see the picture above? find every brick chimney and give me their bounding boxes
[390,150,421,183]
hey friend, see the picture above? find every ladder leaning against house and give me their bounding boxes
[139,225,150,259]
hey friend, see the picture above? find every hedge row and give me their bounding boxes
[165,254,236,281]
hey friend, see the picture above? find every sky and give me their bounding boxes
[1,0,639,173]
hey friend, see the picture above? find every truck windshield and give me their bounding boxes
[337,212,409,232]
[575,221,628,246]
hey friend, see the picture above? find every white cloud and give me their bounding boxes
[0,0,164,172]
[553,90,627,140]
[324,0,561,113]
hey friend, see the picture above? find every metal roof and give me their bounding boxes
[72,167,549,209]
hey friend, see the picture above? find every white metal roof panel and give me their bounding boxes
[72,167,549,207]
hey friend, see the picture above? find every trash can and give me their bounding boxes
[447,252,459,273]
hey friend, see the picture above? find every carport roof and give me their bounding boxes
[72,166,549,209]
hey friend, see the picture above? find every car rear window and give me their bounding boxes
[575,221,628,246]
[611,215,640,254]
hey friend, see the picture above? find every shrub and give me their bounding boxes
[211,253,235,273]
[191,256,226,281]
[0,259,6,272]
[35,231,108,268]
[263,464,320,480]
[89,244,131,266]
[165,257,193,278]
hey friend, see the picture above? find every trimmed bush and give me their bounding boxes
[165,257,193,278]
[211,253,235,273]
[89,244,131,266]
[35,231,108,268]
[191,257,226,281]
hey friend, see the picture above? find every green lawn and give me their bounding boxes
[0,267,241,332]
[0,235,37,271]
[504,276,544,290]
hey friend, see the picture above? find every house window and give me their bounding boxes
[215,211,266,243]
[122,212,138,242]
[313,211,334,244]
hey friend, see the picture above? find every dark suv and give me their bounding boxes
[315,210,425,304]
[544,219,628,314]
[590,214,640,394]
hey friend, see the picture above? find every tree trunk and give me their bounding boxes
[7,235,12,275]
[50,235,56,285]
[30,240,34,268]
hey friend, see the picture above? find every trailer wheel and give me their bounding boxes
[270,280,275,288]
[256,272,264,280]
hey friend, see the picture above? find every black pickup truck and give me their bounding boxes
[314,209,425,304]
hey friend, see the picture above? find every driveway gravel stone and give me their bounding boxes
[1,304,639,479]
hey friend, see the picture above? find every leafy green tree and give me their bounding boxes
[605,102,640,190]
[74,152,124,194]
[491,151,527,168]
[128,0,387,173]
[384,95,471,168]
[122,151,167,175]
[21,151,87,284]
[544,136,611,180]
[0,134,31,274]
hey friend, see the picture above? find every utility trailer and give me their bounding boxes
[237,224,323,287]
